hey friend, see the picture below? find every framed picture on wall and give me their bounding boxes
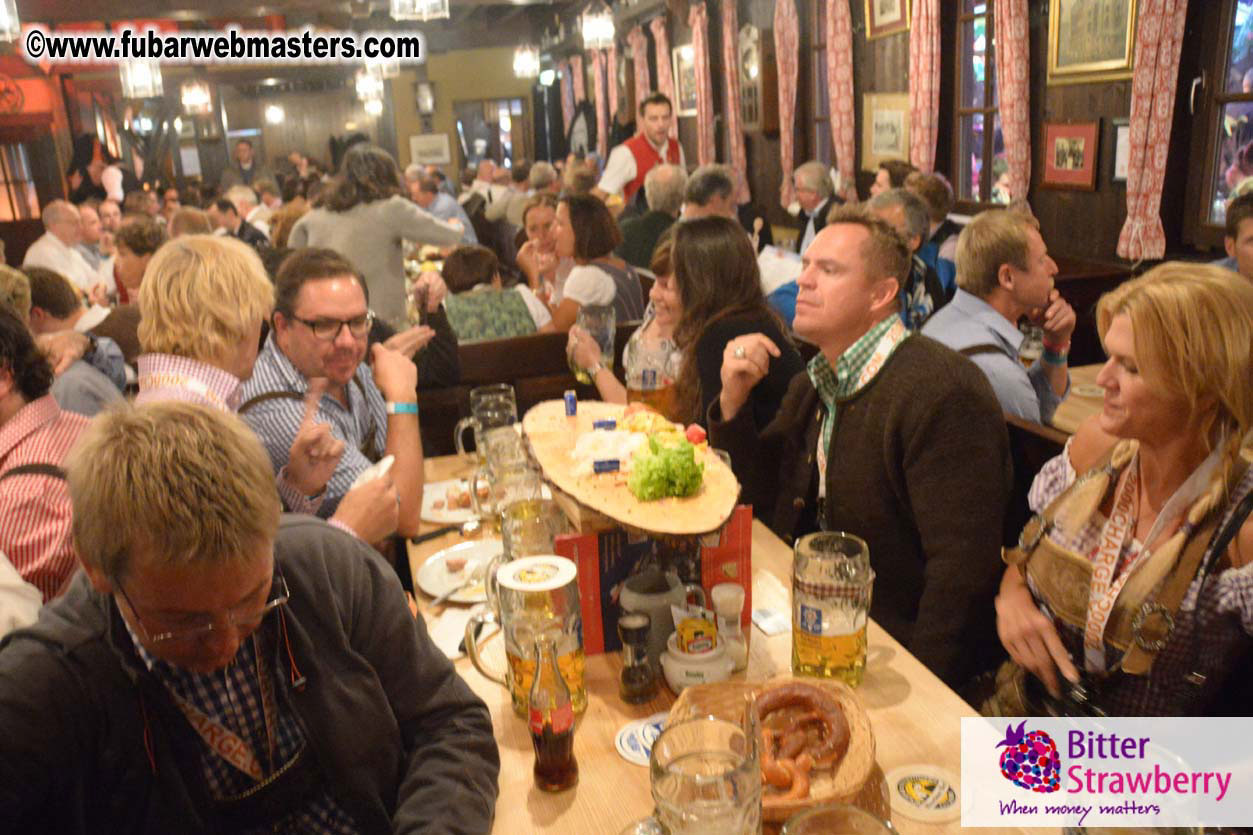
[865,0,911,40]
[1042,121,1100,190]
[1047,0,1137,85]
[861,92,911,171]
[672,45,698,116]
[409,133,452,166]
[1112,118,1131,183]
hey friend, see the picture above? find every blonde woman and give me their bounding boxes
[137,235,398,544]
[994,263,1253,716]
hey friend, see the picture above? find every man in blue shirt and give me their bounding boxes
[922,209,1075,425]
[406,166,477,244]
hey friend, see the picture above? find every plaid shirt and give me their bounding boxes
[0,395,89,601]
[124,618,359,833]
[807,315,909,498]
[1028,452,1253,714]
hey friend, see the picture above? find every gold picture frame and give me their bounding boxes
[864,0,911,40]
[1047,0,1138,85]
[861,92,911,172]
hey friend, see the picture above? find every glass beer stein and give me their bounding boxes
[791,531,874,686]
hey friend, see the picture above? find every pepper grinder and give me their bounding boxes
[617,612,658,704]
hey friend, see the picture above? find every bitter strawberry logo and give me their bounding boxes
[996,721,1061,793]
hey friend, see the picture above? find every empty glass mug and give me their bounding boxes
[454,383,519,462]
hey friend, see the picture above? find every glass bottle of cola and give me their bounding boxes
[529,635,578,792]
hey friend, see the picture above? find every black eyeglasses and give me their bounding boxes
[290,312,374,341]
[117,574,291,645]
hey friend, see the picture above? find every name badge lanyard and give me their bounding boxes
[1082,445,1225,673]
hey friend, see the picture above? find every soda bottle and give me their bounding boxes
[529,635,578,792]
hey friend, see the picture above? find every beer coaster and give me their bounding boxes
[614,712,668,767]
[884,763,961,823]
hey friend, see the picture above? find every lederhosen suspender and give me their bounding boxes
[238,378,381,464]
[0,463,67,482]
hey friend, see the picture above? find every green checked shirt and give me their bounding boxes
[808,314,910,499]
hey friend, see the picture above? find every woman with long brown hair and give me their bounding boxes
[671,216,803,427]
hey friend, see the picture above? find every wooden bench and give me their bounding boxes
[1003,413,1068,548]
[419,322,639,456]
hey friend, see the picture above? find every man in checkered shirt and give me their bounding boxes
[0,401,499,833]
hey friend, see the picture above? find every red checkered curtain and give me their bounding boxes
[559,59,575,134]
[650,16,679,140]
[720,0,749,202]
[628,26,651,114]
[994,0,1031,200]
[592,50,609,161]
[827,0,857,202]
[570,53,586,103]
[775,0,799,207]
[1118,0,1189,260]
[690,2,716,166]
[607,40,620,125]
[908,0,941,173]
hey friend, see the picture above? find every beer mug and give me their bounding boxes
[465,555,587,717]
[454,383,518,461]
[469,425,533,522]
[791,531,873,686]
[569,304,615,385]
[620,716,762,835]
[484,496,567,616]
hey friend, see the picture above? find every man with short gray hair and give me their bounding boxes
[682,164,737,220]
[616,163,686,269]
[529,161,561,195]
[867,188,948,331]
[224,184,270,240]
[793,161,841,254]
[22,200,109,294]
[405,167,477,244]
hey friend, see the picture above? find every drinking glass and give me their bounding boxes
[569,304,615,384]
[454,383,518,461]
[791,531,874,686]
[623,716,762,835]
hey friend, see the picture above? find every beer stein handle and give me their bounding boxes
[454,416,480,457]
[483,550,509,618]
[683,584,707,608]
[465,609,507,688]
[469,465,492,520]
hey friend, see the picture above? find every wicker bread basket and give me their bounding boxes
[668,675,878,823]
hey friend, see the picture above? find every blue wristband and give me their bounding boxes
[1042,347,1068,365]
[385,401,419,415]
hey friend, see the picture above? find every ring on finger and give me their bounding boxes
[733,344,747,359]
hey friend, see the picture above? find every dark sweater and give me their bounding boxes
[616,210,676,269]
[694,311,804,431]
[708,335,1011,687]
[0,516,499,834]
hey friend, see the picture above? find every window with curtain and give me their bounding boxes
[1198,1,1253,228]
[0,144,39,223]
[953,1,1009,205]
[810,0,832,166]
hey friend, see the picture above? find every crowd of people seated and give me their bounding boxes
[0,87,1249,832]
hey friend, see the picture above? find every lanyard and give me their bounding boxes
[1082,444,1226,672]
[167,636,279,783]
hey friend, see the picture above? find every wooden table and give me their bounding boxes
[1050,363,1103,435]
[409,454,1048,834]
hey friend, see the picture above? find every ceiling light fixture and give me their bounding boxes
[513,45,540,79]
[390,0,449,22]
[120,60,163,99]
[581,2,614,50]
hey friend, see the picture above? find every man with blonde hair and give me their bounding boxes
[709,207,1011,688]
[922,208,1076,424]
[136,235,398,545]
[0,401,500,830]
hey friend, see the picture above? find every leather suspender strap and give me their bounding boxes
[959,343,1006,358]
[238,379,380,463]
[0,463,67,482]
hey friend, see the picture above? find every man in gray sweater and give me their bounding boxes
[709,207,1011,689]
[0,401,499,833]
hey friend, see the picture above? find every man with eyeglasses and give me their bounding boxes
[240,249,430,536]
[0,401,500,832]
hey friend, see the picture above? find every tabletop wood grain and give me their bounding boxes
[1050,364,1104,435]
[409,454,1053,834]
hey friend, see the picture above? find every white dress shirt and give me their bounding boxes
[22,233,110,293]
[596,138,687,197]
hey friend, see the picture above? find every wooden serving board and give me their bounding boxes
[669,676,878,824]
[522,400,740,535]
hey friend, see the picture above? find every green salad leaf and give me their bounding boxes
[627,435,704,501]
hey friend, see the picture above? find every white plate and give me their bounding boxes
[416,539,501,604]
[421,478,479,524]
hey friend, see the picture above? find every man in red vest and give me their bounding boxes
[595,92,686,206]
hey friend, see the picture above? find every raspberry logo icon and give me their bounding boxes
[996,721,1060,793]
